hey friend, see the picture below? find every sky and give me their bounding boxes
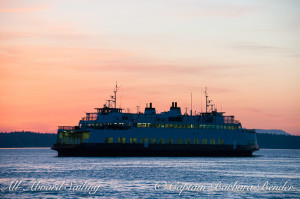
[0,0,299,135]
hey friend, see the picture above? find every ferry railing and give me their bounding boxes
[58,126,80,130]
[243,129,256,133]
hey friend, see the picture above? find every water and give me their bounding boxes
[0,149,299,198]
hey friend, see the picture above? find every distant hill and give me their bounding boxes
[0,131,56,148]
[256,129,291,135]
[0,130,299,149]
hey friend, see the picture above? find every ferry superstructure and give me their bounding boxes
[52,84,259,157]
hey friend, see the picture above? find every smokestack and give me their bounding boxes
[172,102,174,107]
[175,102,177,108]
[150,102,152,108]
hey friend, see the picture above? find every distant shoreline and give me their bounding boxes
[1,131,300,149]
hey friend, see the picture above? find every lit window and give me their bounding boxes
[168,138,174,144]
[169,124,174,128]
[218,139,224,145]
[150,138,156,144]
[137,123,142,128]
[105,137,109,143]
[177,138,182,144]
[108,137,113,143]
[202,139,207,144]
[210,139,215,145]
[193,139,199,144]
[185,139,191,144]
[118,137,125,143]
[159,138,165,144]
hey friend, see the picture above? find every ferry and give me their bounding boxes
[51,84,259,157]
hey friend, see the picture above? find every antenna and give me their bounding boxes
[190,92,193,116]
[113,81,119,108]
[205,87,208,113]
[136,105,140,114]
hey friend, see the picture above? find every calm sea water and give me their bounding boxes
[0,149,299,198]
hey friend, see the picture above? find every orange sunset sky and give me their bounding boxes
[0,0,299,135]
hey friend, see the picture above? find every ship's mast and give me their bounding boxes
[205,87,208,113]
[113,82,119,108]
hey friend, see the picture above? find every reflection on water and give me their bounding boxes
[0,149,299,198]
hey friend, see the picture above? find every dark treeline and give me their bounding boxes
[0,132,56,148]
[0,132,299,149]
[256,134,300,149]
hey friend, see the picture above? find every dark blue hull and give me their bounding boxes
[52,143,259,157]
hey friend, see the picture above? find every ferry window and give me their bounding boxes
[147,123,151,128]
[108,137,113,143]
[150,123,156,128]
[150,138,156,144]
[130,138,137,144]
[169,124,174,128]
[118,137,125,144]
[194,125,198,129]
[216,125,219,130]
[219,139,224,145]
[202,139,207,144]
[174,124,177,128]
[161,124,165,128]
[207,125,213,129]
[202,125,206,129]
[105,137,109,143]
[141,138,144,144]
[183,124,187,128]
[210,139,215,145]
[177,138,182,144]
[133,123,137,127]
[157,124,161,128]
[168,138,174,144]
[143,123,146,128]
[185,139,191,144]
[159,138,165,144]
[193,139,199,144]
[187,125,191,128]
[137,123,142,128]
[165,124,169,128]
[178,124,182,128]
